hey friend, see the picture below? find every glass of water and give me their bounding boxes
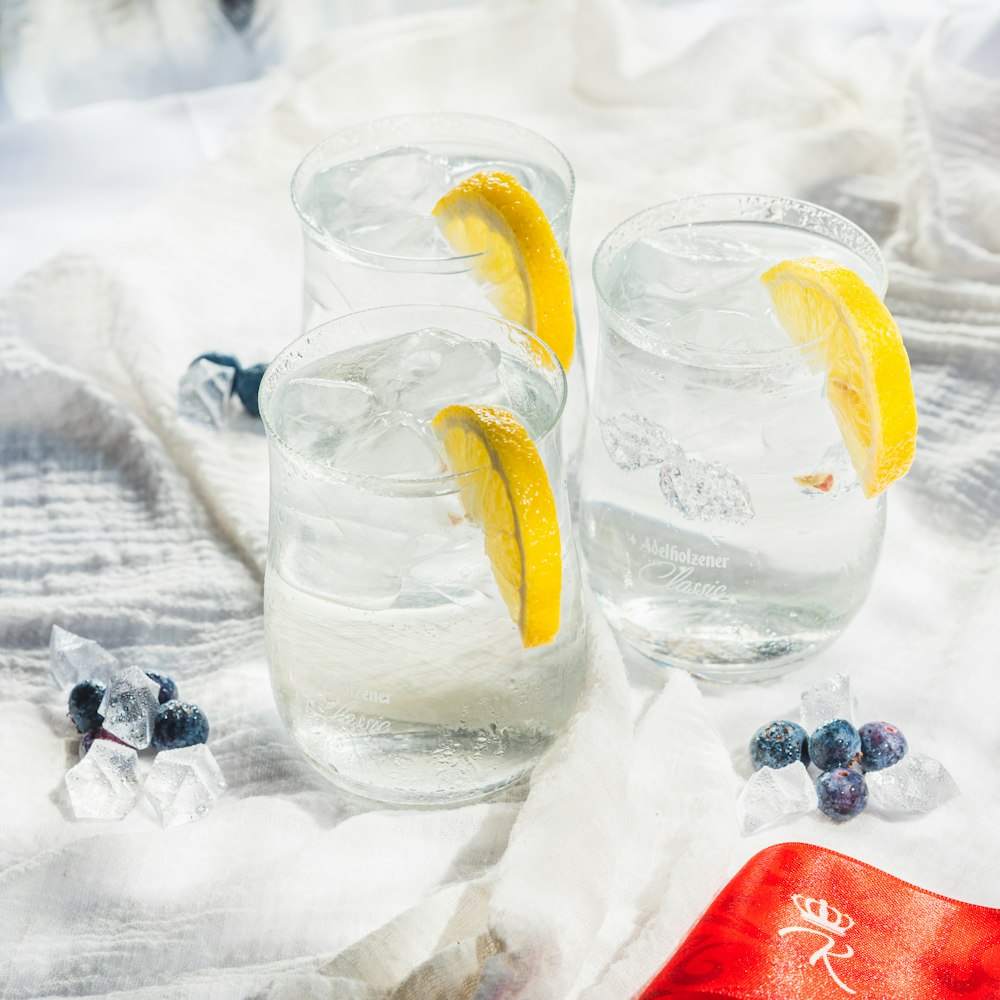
[260,304,584,805]
[579,194,888,682]
[290,112,588,478]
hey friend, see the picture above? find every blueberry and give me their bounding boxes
[80,727,131,760]
[152,701,209,750]
[816,767,868,821]
[808,719,861,771]
[858,721,907,772]
[749,720,809,770]
[68,680,106,734]
[194,352,241,374]
[234,363,266,418]
[145,671,178,705]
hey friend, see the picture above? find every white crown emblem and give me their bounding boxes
[791,895,854,936]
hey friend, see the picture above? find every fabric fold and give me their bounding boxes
[4,2,1000,998]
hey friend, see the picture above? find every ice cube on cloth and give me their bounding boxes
[49,625,119,689]
[737,762,817,835]
[65,740,140,820]
[800,674,855,734]
[866,754,959,814]
[98,666,161,749]
[145,744,227,828]
[179,357,236,427]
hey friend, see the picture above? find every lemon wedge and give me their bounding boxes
[761,256,917,498]
[433,171,576,370]
[432,404,561,648]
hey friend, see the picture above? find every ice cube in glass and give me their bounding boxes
[600,413,670,471]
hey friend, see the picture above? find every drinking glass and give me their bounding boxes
[578,194,888,682]
[260,303,584,805]
[290,112,588,478]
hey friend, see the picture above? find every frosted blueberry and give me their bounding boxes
[194,352,240,373]
[816,767,868,821]
[808,719,861,771]
[145,672,178,705]
[858,721,908,772]
[234,363,267,418]
[68,680,106,734]
[749,720,809,771]
[152,701,209,750]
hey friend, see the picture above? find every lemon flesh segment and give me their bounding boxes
[761,256,917,499]
[432,171,576,371]
[432,404,561,648]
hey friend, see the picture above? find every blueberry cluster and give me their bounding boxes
[195,352,267,418]
[68,671,210,754]
[750,717,907,822]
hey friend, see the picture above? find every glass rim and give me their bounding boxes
[259,303,567,493]
[592,192,889,368]
[289,111,576,270]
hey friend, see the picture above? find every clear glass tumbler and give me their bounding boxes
[579,194,888,682]
[260,304,585,805]
[290,112,588,481]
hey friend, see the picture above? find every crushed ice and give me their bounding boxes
[658,440,755,524]
[600,413,670,471]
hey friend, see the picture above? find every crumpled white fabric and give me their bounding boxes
[3,2,1000,998]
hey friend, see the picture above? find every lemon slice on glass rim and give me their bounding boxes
[432,171,576,371]
[761,256,917,498]
[432,404,561,648]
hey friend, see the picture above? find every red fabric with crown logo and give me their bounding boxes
[637,842,1000,1000]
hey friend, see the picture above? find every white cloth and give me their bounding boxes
[3,2,1000,998]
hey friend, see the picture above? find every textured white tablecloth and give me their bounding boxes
[2,1,999,998]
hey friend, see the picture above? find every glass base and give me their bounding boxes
[602,596,846,683]
[294,726,551,807]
